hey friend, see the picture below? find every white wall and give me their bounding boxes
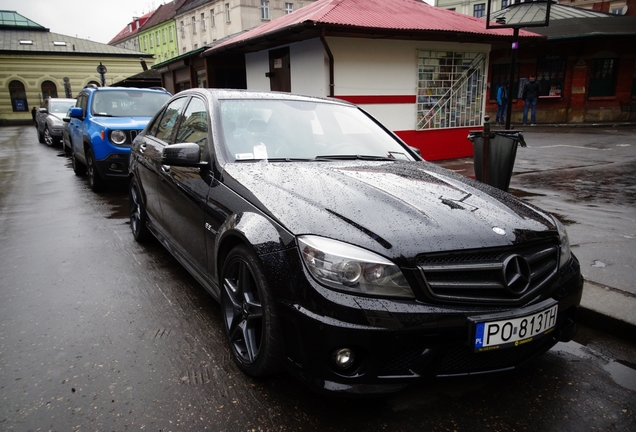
[244,36,490,131]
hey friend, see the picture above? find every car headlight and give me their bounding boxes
[552,216,571,268]
[110,130,127,145]
[298,235,414,299]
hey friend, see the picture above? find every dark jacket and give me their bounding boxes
[522,79,541,100]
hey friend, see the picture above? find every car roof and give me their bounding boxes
[174,88,354,107]
[82,86,170,95]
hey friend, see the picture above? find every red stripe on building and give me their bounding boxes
[335,95,416,104]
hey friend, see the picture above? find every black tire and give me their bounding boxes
[72,150,85,176]
[86,148,104,192]
[44,126,54,146]
[129,177,152,242]
[221,245,283,377]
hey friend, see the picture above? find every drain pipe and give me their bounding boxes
[320,28,334,97]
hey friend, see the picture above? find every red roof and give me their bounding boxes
[108,10,154,45]
[204,0,540,55]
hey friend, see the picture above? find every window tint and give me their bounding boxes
[150,97,188,143]
[175,98,209,160]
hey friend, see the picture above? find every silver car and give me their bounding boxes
[36,98,76,146]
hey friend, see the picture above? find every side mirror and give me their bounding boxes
[409,146,422,158]
[161,143,203,167]
[69,107,84,119]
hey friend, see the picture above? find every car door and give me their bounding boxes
[135,97,189,231]
[158,96,212,276]
[69,92,88,156]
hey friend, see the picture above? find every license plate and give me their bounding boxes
[472,300,558,352]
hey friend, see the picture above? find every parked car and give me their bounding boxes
[129,89,584,395]
[66,85,171,191]
[36,97,76,146]
[61,107,73,154]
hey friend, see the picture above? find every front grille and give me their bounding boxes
[129,130,141,143]
[418,240,559,306]
[434,336,556,376]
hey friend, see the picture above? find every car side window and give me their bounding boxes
[150,97,188,143]
[76,94,88,115]
[175,97,209,161]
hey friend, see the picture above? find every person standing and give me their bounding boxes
[495,83,508,126]
[31,106,37,125]
[522,75,541,126]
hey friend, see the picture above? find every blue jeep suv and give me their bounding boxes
[67,85,171,191]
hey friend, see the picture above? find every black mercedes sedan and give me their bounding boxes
[128,89,583,395]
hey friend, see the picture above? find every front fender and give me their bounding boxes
[213,212,295,286]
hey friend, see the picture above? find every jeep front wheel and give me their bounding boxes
[86,148,104,192]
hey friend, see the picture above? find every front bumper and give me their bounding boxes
[273,254,583,395]
[95,152,131,180]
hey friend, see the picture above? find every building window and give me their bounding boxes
[589,58,618,97]
[501,0,510,8]
[143,36,147,49]
[226,3,231,22]
[473,3,485,18]
[9,80,28,112]
[162,29,166,44]
[194,43,198,49]
[201,13,206,30]
[192,16,197,34]
[169,26,174,42]
[261,1,270,19]
[41,80,58,99]
[149,34,153,48]
[417,50,487,129]
[489,63,519,100]
[536,56,566,97]
[285,2,293,14]
[156,31,160,46]
[180,20,185,37]
[183,47,187,53]
[210,8,215,27]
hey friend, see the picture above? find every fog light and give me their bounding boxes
[333,348,355,369]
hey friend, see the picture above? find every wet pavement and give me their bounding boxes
[434,124,636,342]
[0,125,635,431]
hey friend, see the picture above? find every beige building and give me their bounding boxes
[0,11,155,125]
[174,0,318,55]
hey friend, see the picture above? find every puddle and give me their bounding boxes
[554,341,636,392]
[603,360,636,392]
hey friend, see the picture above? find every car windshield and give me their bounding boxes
[219,99,414,162]
[50,100,75,114]
[92,91,170,117]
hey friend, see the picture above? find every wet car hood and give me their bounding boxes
[222,160,556,260]
[90,117,152,129]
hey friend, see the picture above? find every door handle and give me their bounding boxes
[161,165,171,173]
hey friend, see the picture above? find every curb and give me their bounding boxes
[578,281,636,343]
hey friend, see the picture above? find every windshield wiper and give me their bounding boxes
[314,154,397,161]
[234,157,316,162]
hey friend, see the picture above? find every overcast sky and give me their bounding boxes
[0,0,164,44]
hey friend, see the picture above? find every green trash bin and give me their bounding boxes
[468,130,526,191]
